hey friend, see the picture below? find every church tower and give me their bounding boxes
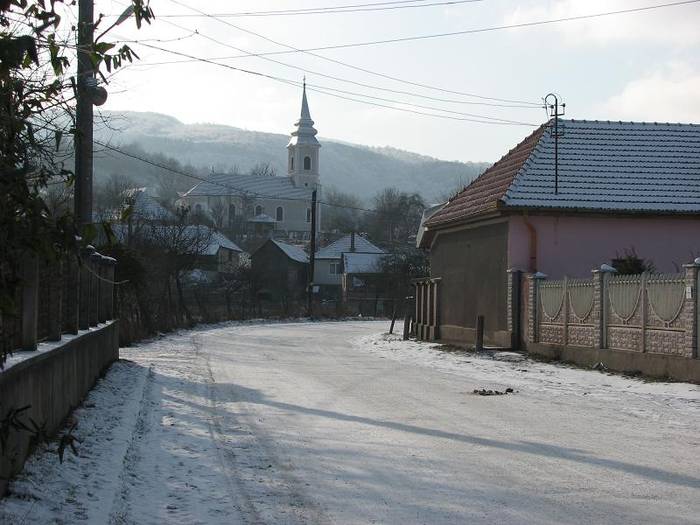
[287,81,321,189]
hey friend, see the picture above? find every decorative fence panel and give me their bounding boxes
[414,277,441,341]
[530,264,699,359]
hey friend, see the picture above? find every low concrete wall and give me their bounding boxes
[527,342,700,383]
[440,325,512,348]
[0,322,119,495]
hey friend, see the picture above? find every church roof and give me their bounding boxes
[288,82,320,148]
[182,172,314,199]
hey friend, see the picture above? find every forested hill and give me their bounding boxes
[96,111,488,202]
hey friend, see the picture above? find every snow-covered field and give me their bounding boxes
[0,321,698,524]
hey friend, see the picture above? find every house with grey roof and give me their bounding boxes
[420,119,700,346]
[251,239,309,309]
[314,233,385,296]
[179,84,321,242]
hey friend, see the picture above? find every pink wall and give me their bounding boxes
[508,214,700,278]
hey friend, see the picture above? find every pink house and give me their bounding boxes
[419,119,700,346]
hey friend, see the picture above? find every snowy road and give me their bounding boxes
[2,321,699,524]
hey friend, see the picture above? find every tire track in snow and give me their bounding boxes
[195,334,331,525]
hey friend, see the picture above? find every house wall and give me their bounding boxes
[182,192,319,238]
[430,221,509,345]
[508,214,700,278]
[252,243,308,302]
[314,259,341,286]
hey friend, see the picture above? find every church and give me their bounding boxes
[180,83,322,241]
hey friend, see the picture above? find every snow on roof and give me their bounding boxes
[248,213,276,224]
[342,252,385,274]
[315,234,384,259]
[183,173,313,200]
[110,224,243,255]
[271,240,309,264]
[130,190,175,221]
[428,119,700,230]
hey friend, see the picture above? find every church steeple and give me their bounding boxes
[288,80,321,189]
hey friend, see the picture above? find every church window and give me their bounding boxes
[306,208,311,223]
[290,156,294,171]
[304,156,312,170]
[276,206,284,222]
[255,205,263,216]
[195,203,203,214]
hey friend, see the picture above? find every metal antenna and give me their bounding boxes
[544,93,566,195]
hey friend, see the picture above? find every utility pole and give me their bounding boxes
[544,93,565,195]
[307,189,317,318]
[74,0,95,227]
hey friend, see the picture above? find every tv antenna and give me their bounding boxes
[544,93,566,195]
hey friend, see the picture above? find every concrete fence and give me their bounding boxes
[0,247,119,496]
[517,261,700,382]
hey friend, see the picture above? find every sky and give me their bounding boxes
[97,0,700,163]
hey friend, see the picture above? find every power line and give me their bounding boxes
[119,5,540,109]
[164,0,541,107]
[93,138,383,215]
[168,0,700,57]
[138,42,537,125]
[128,0,483,18]
[127,16,538,120]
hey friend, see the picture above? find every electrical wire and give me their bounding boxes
[166,0,541,106]
[167,0,700,57]
[128,0,483,18]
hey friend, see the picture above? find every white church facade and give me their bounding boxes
[180,84,321,240]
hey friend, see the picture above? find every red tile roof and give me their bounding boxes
[426,123,547,228]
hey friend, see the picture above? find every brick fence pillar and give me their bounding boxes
[527,272,546,344]
[682,260,700,358]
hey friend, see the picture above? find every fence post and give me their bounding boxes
[64,255,80,334]
[20,255,39,351]
[104,257,116,320]
[433,278,441,341]
[640,272,648,353]
[562,276,569,346]
[683,260,700,358]
[47,259,63,342]
[89,251,101,326]
[507,269,523,351]
[593,265,617,350]
[529,272,546,344]
[79,245,95,330]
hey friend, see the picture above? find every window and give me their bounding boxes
[195,203,203,214]
[304,156,311,170]
[306,208,311,223]
[276,206,284,222]
[329,261,340,275]
[289,156,294,171]
[255,205,263,216]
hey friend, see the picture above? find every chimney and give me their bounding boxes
[350,231,356,253]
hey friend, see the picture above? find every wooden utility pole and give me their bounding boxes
[74,0,95,226]
[307,189,317,317]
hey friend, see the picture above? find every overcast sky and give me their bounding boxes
[99,0,700,163]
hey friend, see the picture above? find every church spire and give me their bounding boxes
[289,78,319,146]
[300,77,311,120]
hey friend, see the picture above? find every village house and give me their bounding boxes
[252,238,309,308]
[314,233,385,298]
[179,84,321,241]
[419,119,700,347]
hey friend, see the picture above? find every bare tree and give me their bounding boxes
[250,162,277,177]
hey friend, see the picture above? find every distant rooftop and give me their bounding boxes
[316,234,384,260]
[270,239,309,264]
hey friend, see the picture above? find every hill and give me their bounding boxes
[95,111,489,202]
